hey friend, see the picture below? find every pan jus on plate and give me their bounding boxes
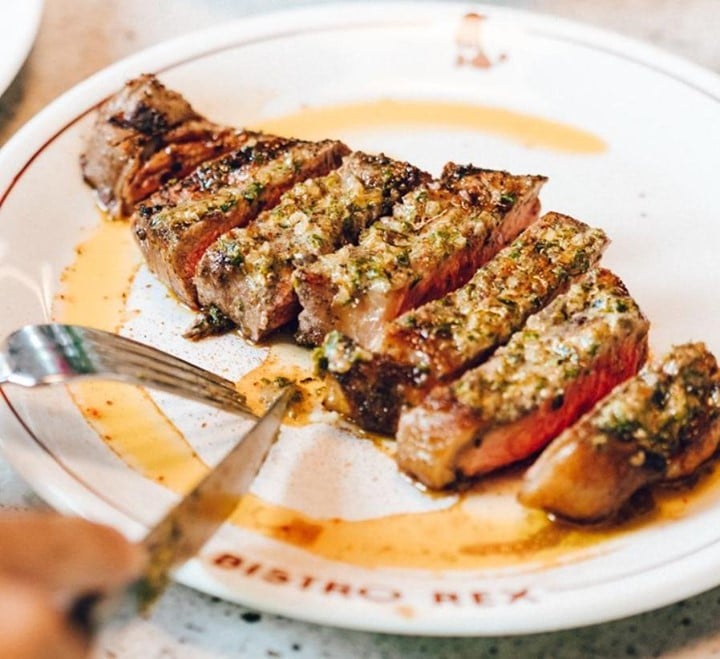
[81,74,720,524]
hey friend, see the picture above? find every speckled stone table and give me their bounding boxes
[1,1,719,657]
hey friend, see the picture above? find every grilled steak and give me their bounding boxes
[385,213,609,376]
[316,330,411,433]
[294,164,547,348]
[519,343,720,522]
[192,152,429,341]
[81,74,247,217]
[396,268,650,489]
[142,131,304,209]
[132,137,349,307]
[315,213,609,433]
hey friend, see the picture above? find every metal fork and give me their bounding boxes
[0,324,255,416]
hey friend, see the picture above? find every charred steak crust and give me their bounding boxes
[148,132,303,206]
[519,343,720,522]
[131,132,302,236]
[80,74,245,217]
[293,163,547,349]
[315,330,418,434]
[192,152,429,342]
[396,268,650,489]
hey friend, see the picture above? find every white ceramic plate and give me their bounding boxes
[0,2,719,636]
[0,1,43,100]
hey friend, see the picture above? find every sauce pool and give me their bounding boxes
[254,99,606,154]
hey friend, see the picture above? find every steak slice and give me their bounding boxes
[80,74,246,217]
[316,330,412,434]
[131,137,349,308]
[143,131,302,209]
[315,213,609,434]
[519,343,720,523]
[385,213,609,377]
[192,152,429,341]
[396,268,650,489]
[294,164,547,348]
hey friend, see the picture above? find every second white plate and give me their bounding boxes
[0,1,43,100]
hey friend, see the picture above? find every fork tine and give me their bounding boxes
[80,327,238,392]
[111,370,253,415]
[107,362,251,413]
[66,326,256,417]
[86,345,253,415]
[91,357,251,411]
[84,334,243,398]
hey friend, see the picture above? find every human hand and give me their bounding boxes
[0,512,145,659]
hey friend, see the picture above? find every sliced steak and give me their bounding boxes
[396,268,650,489]
[519,343,720,523]
[294,164,546,348]
[314,212,608,434]
[192,152,429,341]
[143,132,301,209]
[132,137,349,308]
[80,74,246,217]
[316,330,413,434]
[385,212,609,377]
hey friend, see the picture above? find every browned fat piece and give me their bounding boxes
[131,136,349,308]
[519,343,720,523]
[293,164,547,349]
[315,213,609,434]
[192,152,429,342]
[81,74,248,217]
[396,268,650,490]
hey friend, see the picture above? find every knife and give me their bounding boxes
[72,386,293,632]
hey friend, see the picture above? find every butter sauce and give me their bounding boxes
[254,100,606,154]
[228,491,577,570]
[56,218,207,492]
[234,337,325,426]
[51,99,709,572]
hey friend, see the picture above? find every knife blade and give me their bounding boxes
[74,386,293,631]
[138,385,293,605]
